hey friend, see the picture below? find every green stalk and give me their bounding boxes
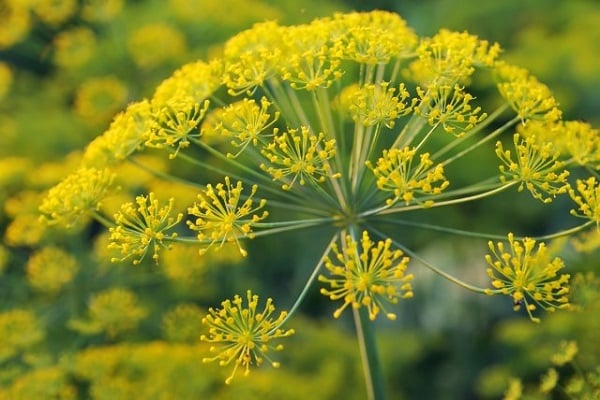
[353,306,386,400]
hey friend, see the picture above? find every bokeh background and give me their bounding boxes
[1,0,599,398]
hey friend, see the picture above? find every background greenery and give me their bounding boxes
[1,0,598,398]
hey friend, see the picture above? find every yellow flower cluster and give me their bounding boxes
[485,233,570,322]
[350,82,413,128]
[69,288,148,338]
[39,9,599,385]
[569,177,600,226]
[319,231,414,320]
[201,290,295,384]
[367,147,449,205]
[40,167,116,228]
[26,246,79,294]
[496,133,570,203]
[260,126,339,190]
[109,193,183,265]
[187,177,268,256]
[0,309,45,361]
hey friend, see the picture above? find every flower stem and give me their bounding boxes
[353,306,386,400]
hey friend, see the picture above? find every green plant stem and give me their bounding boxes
[353,306,386,400]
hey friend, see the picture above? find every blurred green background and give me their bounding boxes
[1,0,599,399]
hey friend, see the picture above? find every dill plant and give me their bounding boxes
[41,11,600,398]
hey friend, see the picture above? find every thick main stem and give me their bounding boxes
[353,307,386,400]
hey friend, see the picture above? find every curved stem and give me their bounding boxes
[273,232,339,329]
[367,181,517,217]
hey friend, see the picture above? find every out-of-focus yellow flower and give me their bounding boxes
[69,288,147,338]
[0,309,45,361]
[74,76,128,126]
[53,27,96,69]
[0,1,31,49]
[127,23,187,69]
[31,0,77,26]
[39,167,117,228]
[162,303,203,343]
[26,246,78,294]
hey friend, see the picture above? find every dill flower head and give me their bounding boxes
[201,290,295,384]
[53,27,96,69]
[162,303,204,343]
[319,231,414,321]
[44,9,598,387]
[69,288,148,338]
[187,177,268,256]
[108,192,183,265]
[569,177,600,226]
[0,2,31,50]
[127,23,187,69]
[0,309,45,362]
[39,167,116,228]
[496,133,570,203]
[26,246,79,294]
[74,76,129,126]
[485,233,570,322]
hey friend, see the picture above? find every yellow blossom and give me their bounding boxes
[69,288,147,338]
[153,60,222,106]
[202,96,279,157]
[539,368,559,393]
[53,27,96,69]
[351,82,413,128]
[146,98,209,158]
[127,23,187,69]
[367,146,449,205]
[333,11,418,64]
[187,177,268,256]
[26,246,79,294]
[551,340,578,366]
[40,167,116,228]
[409,29,501,86]
[108,193,183,265]
[82,100,152,167]
[319,231,414,321]
[201,290,295,384]
[222,21,283,95]
[0,2,30,49]
[569,177,600,226]
[485,233,570,322]
[496,133,570,202]
[0,309,45,361]
[31,0,77,26]
[260,126,338,190]
[415,84,487,135]
[495,62,561,123]
[74,76,129,126]
[162,303,204,343]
